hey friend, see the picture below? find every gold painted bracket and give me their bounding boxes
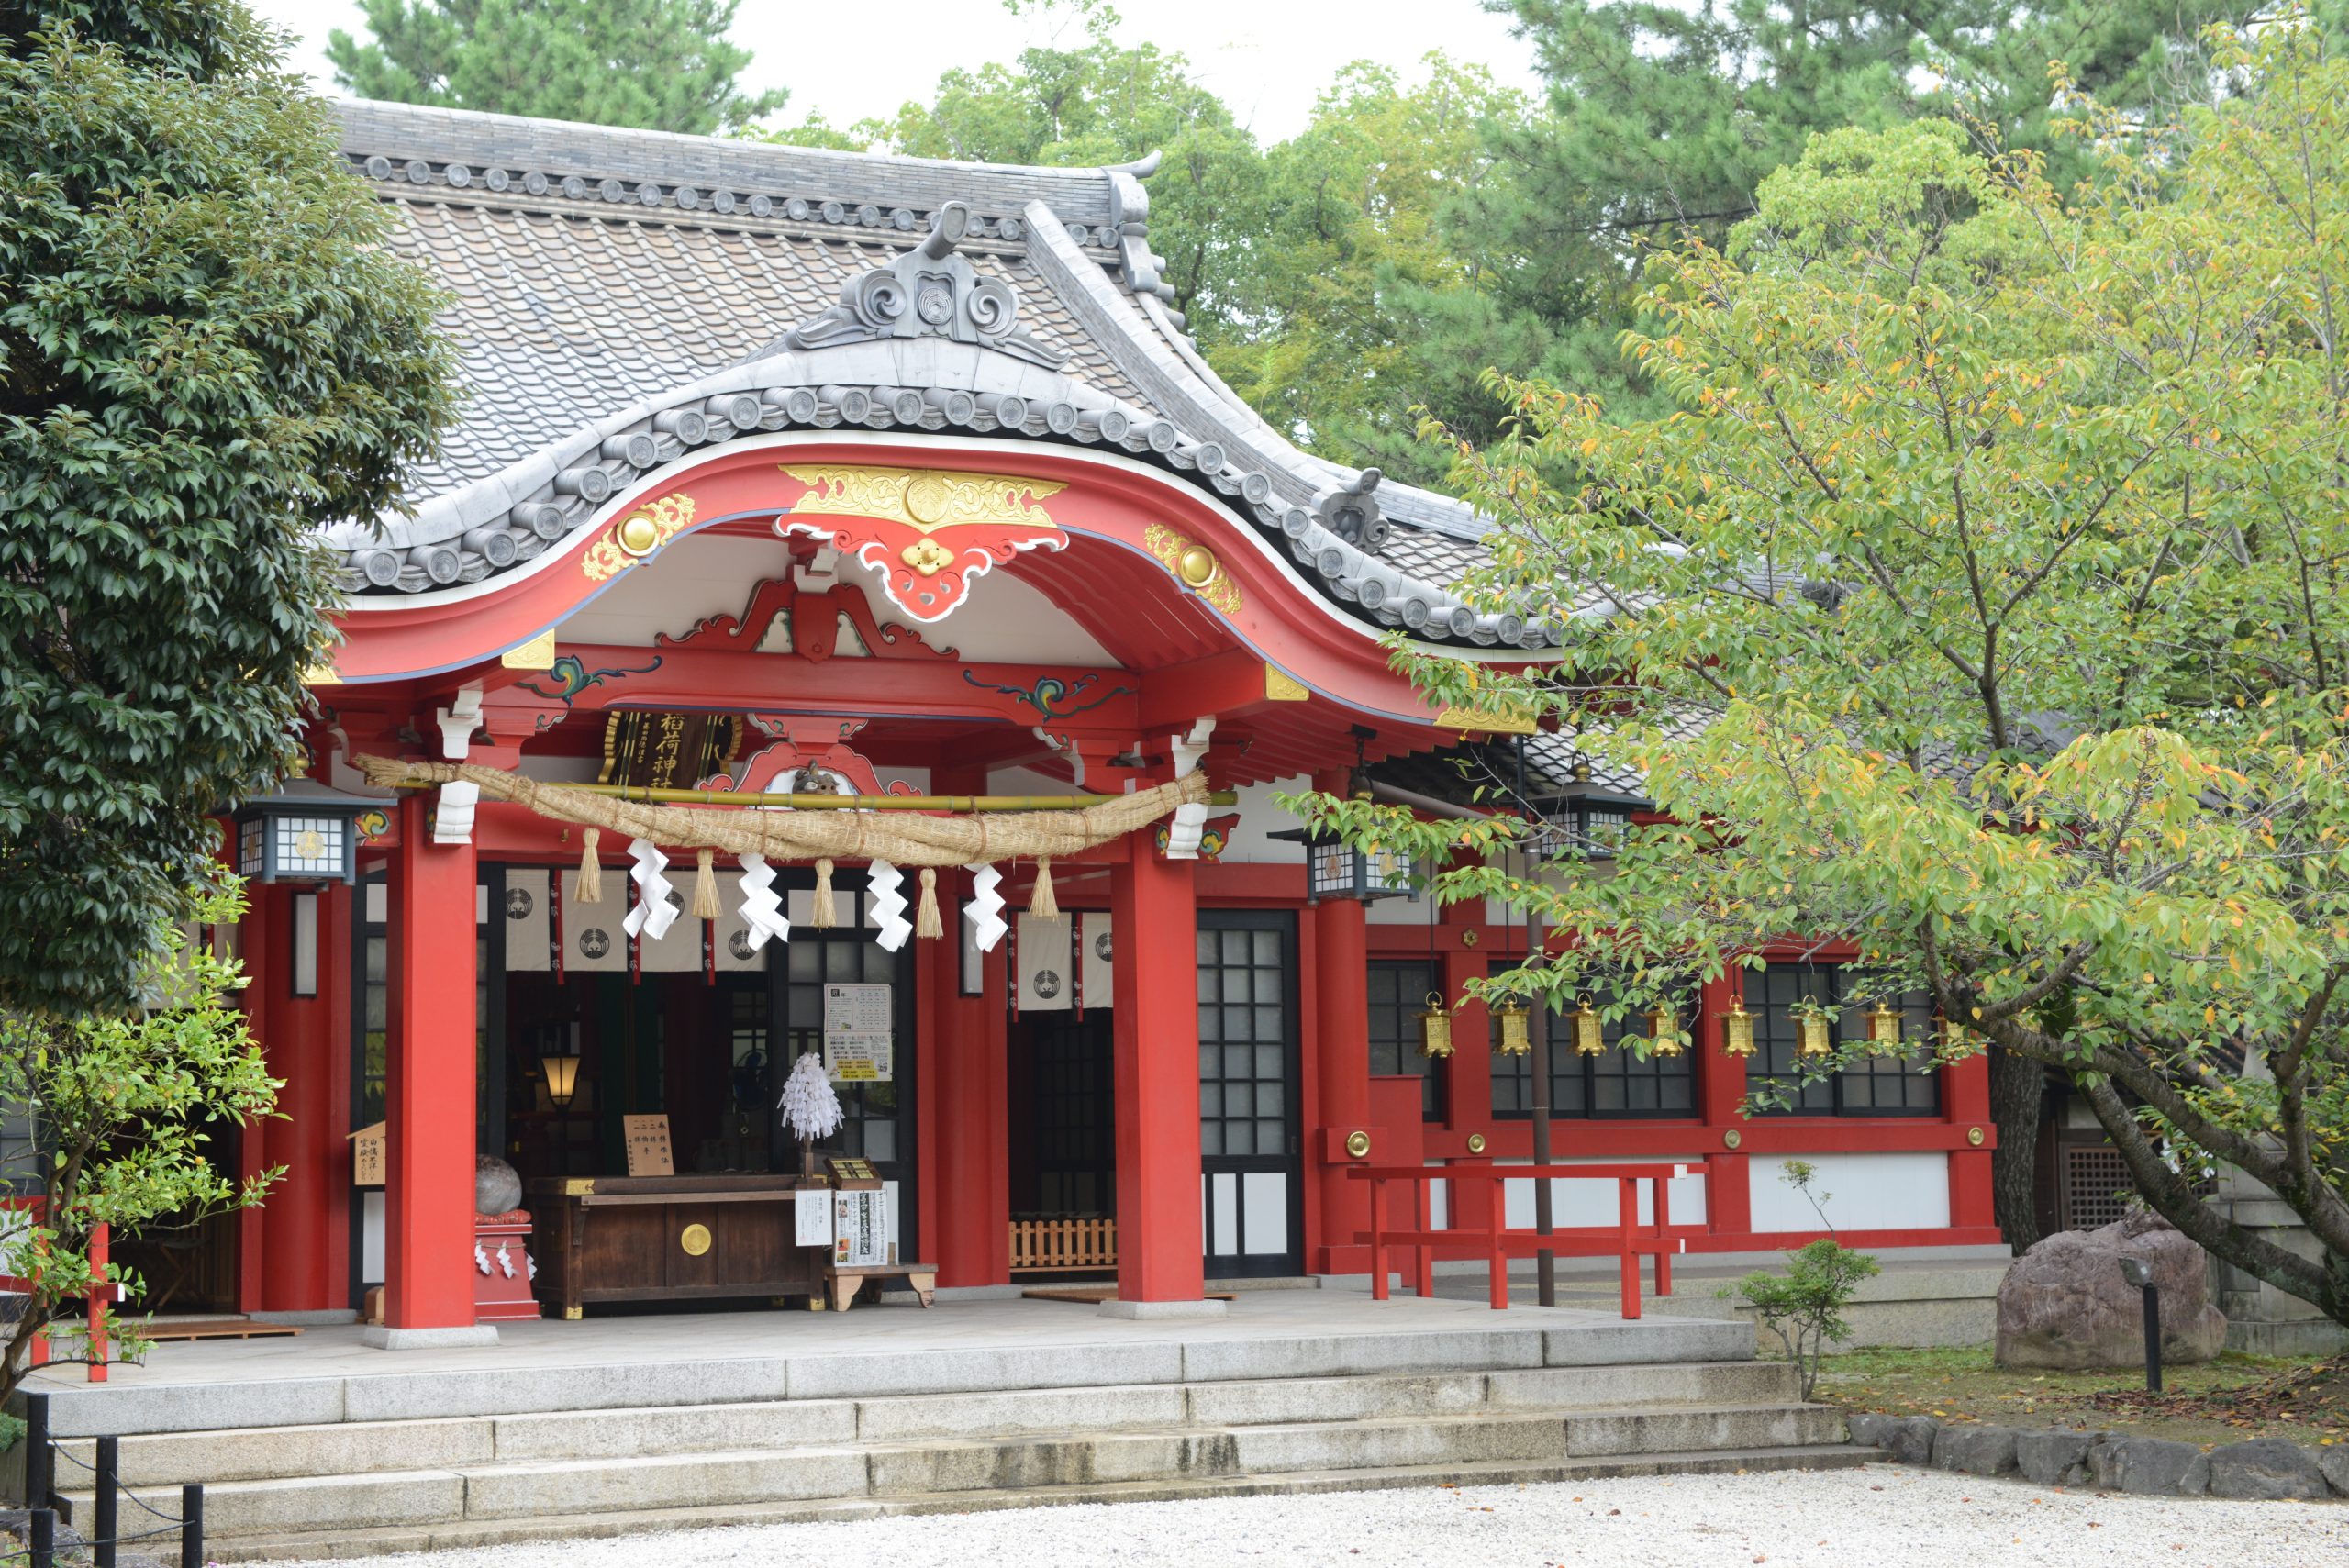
[1264,665,1310,703]
[501,630,558,670]
[1435,705,1538,736]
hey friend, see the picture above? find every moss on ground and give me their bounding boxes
[1813,1344,2348,1450]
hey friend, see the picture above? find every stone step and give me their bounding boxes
[32,1316,1761,1439]
[195,1445,1881,1564]
[60,1361,1800,1486]
[63,1403,1845,1539]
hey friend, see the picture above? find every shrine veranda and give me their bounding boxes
[170,99,2000,1351]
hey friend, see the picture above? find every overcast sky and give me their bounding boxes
[243,1,1548,146]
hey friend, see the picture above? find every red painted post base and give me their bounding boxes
[473,1212,541,1323]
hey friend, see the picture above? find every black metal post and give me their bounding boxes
[2142,1282,2164,1394]
[21,1390,49,1513]
[94,1433,117,1568]
[1515,739,1554,1307]
[180,1483,205,1568]
[28,1506,51,1568]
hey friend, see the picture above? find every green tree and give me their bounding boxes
[1,0,456,1017]
[1369,0,2275,482]
[0,881,280,1404]
[1298,18,2349,1320]
[328,0,786,135]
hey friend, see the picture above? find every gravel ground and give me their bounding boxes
[276,1463,2347,1568]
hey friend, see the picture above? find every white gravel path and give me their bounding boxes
[275,1463,2347,1568]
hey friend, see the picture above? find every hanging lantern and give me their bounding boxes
[1720,995,1757,1059]
[1571,997,1606,1057]
[1417,993,1455,1059]
[540,1051,582,1110]
[229,753,384,886]
[1938,1016,1970,1055]
[1796,1003,1833,1060]
[1649,1005,1685,1058]
[1866,1001,1904,1055]
[1492,996,1531,1057]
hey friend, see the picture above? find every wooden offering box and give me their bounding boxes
[527,1173,827,1318]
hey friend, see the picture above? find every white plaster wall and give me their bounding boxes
[1495,1155,1710,1229]
[1747,1152,1950,1233]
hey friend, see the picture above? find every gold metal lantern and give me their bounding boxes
[1571,997,1606,1057]
[1796,1003,1834,1060]
[1866,1001,1904,1055]
[1418,993,1456,1059]
[1649,1005,1685,1058]
[1720,995,1757,1059]
[1492,996,1531,1058]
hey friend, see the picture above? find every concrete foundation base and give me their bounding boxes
[361,1324,502,1351]
[1097,1297,1230,1320]
[250,1309,361,1327]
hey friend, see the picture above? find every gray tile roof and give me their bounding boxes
[332,101,1553,651]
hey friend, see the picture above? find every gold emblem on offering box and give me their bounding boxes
[679,1223,712,1257]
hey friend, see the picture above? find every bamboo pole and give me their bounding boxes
[374,781,1240,812]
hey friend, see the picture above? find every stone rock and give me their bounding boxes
[1932,1423,2020,1476]
[1846,1412,1894,1449]
[1996,1209,2227,1370]
[2203,1437,2327,1500]
[475,1155,523,1218]
[2014,1428,2099,1486]
[1885,1415,1941,1465]
[2318,1442,2349,1497]
[2088,1435,2210,1496]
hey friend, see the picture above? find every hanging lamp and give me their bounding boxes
[1866,1000,1904,1055]
[1571,996,1606,1057]
[1720,994,1757,1059]
[1650,1003,1685,1058]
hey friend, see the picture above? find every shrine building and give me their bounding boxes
[202,101,1998,1340]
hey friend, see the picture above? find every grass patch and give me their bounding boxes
[1814,1344,2348,1448]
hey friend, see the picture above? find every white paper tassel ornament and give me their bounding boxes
[737,853,790,950]
[867,861,911,952]
[779,1052,844,1140]
[964,862,1008,951]
[620,837,680,941]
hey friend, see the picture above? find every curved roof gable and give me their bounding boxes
[330,101,1555,654]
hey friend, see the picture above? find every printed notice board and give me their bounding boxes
[349,1122,385,1188]
[794,1187,833,1248]
[832,1187,888,1266]
[823,983,894,1082]
[622,1114,674,1177]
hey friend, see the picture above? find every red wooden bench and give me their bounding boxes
[1348,1162,1697,1317]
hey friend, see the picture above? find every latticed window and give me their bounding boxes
[1749,963,1939,1117]
[1366,960,1444,1120]
[1490,963,1697,1119]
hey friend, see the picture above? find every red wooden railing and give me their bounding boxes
[0,1201,113,1381]
[1348,1162,1695,1317]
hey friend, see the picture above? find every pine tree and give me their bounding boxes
[328,0,786,136]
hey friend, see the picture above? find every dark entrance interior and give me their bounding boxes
[1007,1007,1116,1274]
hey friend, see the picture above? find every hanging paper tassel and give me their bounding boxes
[576,828,602,904]
[692,848,720,920]
[867,861,911,952]
[810,858,838,928]
[915,867,943,940]
[1029,858,1059,919]
[964,862,1008,951]
[737,853,790,950]
[621,838,680,941]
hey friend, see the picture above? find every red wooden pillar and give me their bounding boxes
[254,881,347,1314]
[1109,829,1206,1304]
[928,858,1010,1287]
[1944,1047,1996,1231]
[1310,898,1370,1274]
[377,790,487,1342]
[235,887,274,1315]
[1700,969,1752,1236]
[1440,887,1495,1242]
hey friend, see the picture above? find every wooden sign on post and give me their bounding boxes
[623,1114,674,1177]
[349,1122,385,1188]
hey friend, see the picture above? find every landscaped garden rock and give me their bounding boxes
[1885,1416,1940,1464]
[2013,1427,2101,1486]
[2202,1437,2329,1499]
[1932,1424,2019,1476]
[2320,1443,2349,1497]
[1846,1413,1893,1449]
[2088,1435,2210,1495]
[1995,1209,2227,1370]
